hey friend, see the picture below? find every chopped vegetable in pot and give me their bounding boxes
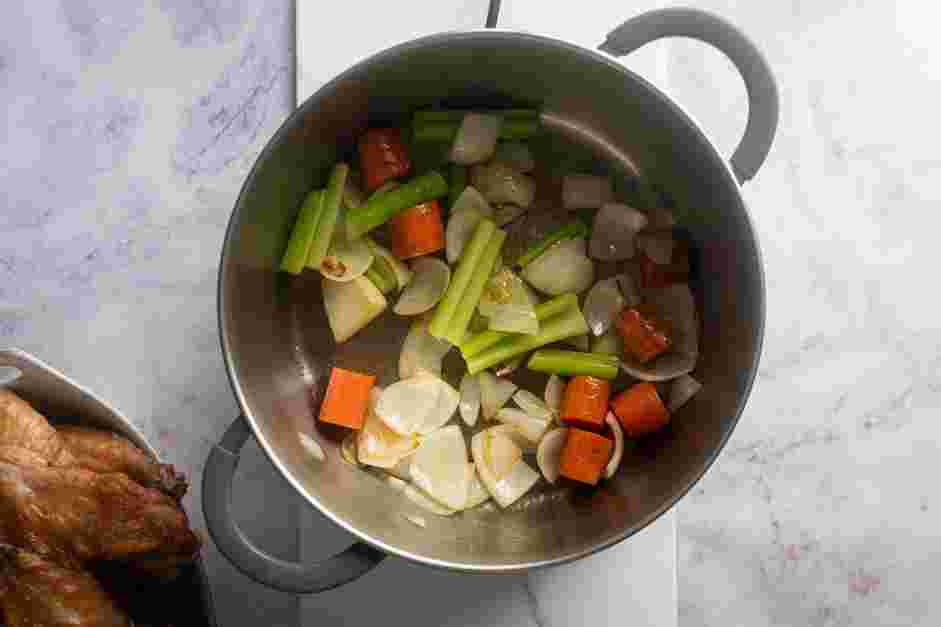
[276,108,702,513]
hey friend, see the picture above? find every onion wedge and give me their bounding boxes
[603,412,624,479]
[394,257,450,316]
[536,428,568,484]
[521,237,594,296]
[409,425,472,510]
[619,284,699,381]
[583,276,627,336]
[357,388,420,469]
[399,316,452,380]
[512,389,555,421]
[667,374,702,413]
[588,203,648,261]
[459,373,481,427]
[375,374,459,435]
[495,408,551,444]
[478,371,518,420]
[471,427,540,508]
[544,375,565,413]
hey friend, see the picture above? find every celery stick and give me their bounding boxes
[345,171,447,240]
[280,190,324,274]
[428,220,496,339]
[526,349,620,379]
[365,264,395,294]
[465,306,589,375]
[460,293,578,359]
[306,163,349,269]
[445,228,506,345]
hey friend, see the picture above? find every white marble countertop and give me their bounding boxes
[3,1,940,626]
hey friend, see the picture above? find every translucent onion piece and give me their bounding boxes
[386,476,457,516]
[357,388,420,469]
[450,113,501,165]
[471,428,540,508]
[375,375,459,435]
[521,237,594,295]
[459,373,481,427]
[536,428,568,484]
[583,276,627,336]
[369,240,413,290]
[562,174,612,210]
[667,374,702,413]
[394,257,451,316]
[320,216,374,282]
[478,371,518,420]
[470,162,536,208]
[409,425,471,510]
[485,305,539,335]
[495,408,551,444]
[604,412,624,479]
[464,465,491,509]
[544,375,565,413]
[298,433,325,462]
[340,432,359,466]
[404,514,427,528]
[493,204,525,227]
[620,284,699,381]
[589,203,649,261]
[488,424,538,453]
[493,141,535,173]
[386,457,412,481]
[479,269,535,315]
[446,191,493,264]
[322,275,387,344]
[512,389,555,421]
[637,231,675,265]
[399,317,452,379]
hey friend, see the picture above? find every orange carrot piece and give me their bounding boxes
[318,367,375,430]
[610,382,670,437]
[616,306,671,364]
[560,375,611,430]
[358,128,411,192]
[559,428,613,486]
[390,200,445,259]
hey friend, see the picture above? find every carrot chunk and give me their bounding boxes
[390,200,445,259]
[616,306,671,364]
[559,428,613,486]
[318,367,375,430]
[560,375,611,430]
[358,128,411,192]
[610,382,670,437]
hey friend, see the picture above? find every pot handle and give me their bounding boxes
[202,416,385,593]
[599,8,779,183]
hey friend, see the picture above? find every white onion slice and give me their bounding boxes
[404,514,427,528]
[544,375,565,413]
[409,425,471,510]
[603,412,624,479]
[399,317,451,379]
[451,113,501,165]
[617,273,641,308]
[471,428,540,508]
[536,428,568,484]
[446,187,494,264]
[386,457,412,481]
[298,433,325,462]
[583,276,627,336]
[322,275,387,344]
[512,389,555,421]
[394,257,451,316]
[320,217,374,282]
[493,141,535,172]
[562,174,612,210]
[495,408,551,444]
[478,371,518,420]
[521,237,594,295]
[464,465,490,509]
[368,240,413,290]
[591,328,623,357]
[667,374,702,413]
[376,375,459,435]
[589,203,648,261]
[620,284,699,381]
[487,424,537,453]
[357,388,420,469]
[637,231,675,265]
[459,373,481,427]
[470,162,536,208]
[386,476,457,516]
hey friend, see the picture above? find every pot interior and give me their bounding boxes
[220,31,763,570]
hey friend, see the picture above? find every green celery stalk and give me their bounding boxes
[279,190,324,274]
[526,349,620,379]
[445,228,506,345]
[428,219,496,339]
[365,264,395,294]
[465,306,590,375]
[306,163,349,270]
[345,171,447,240]
[460,293,578,359]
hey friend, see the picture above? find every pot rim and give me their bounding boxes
[217,28,766,573]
